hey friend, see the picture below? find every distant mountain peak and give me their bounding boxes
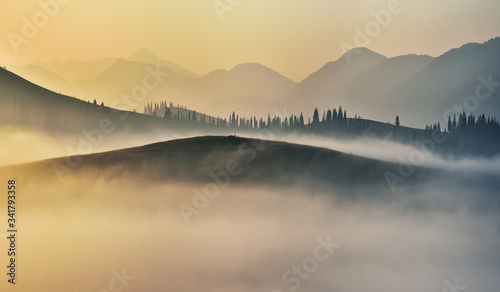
[205,62,290,79]
[339,47,387,64]
[127,48,160,63]
[125,48,199,78]
[233,62,264,68]
[231,62,274,72]
[111,57,128,67]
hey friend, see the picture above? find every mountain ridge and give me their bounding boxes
[276,37,500,127]
[4,37,500,126]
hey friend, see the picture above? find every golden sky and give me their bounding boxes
[1,0,499,81]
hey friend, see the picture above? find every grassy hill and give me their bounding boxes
[0,136,449,197]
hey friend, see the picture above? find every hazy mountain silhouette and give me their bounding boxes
[5,39,500,128]
[75,58,171,99]
[279,38,500,127]
[8,64,75,96]
[384,38,500,125]
[33,57,118,82]
[440,49,500,120]
[7,48,296,118]
[74,60,296,117]
[8,57,119,98]
[198,63,296,117]
[201,63,295,100]
[341,54,435,118]
[279,47,388,116]
[127,48,199,78]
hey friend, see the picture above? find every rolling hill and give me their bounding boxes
[3,135,499,209]
[0,135,432,191]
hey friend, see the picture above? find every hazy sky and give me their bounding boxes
[1,0,499,81]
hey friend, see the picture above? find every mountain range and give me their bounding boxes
[6,37,500,127]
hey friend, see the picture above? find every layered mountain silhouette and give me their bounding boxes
[8,57,117,92]
[127,48,199,78]
[8,49,296,118]
[5,38,500,127]
[280,38,500,127]
[2,50,499,158]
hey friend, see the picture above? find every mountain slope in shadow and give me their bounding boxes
[6,136,495,201]
[3,135,499,214]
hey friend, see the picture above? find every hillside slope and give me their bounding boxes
[1,136,456,196]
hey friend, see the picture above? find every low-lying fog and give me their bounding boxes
[3,126,500,177]
[0,169,498,291]
[279,134,500,175]
[1,125,499,291]
[0,126,203,166]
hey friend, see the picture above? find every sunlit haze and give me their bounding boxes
[1,0,499,81]
[1,1,500,291]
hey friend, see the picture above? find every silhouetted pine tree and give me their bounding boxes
[312,108,320,129]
